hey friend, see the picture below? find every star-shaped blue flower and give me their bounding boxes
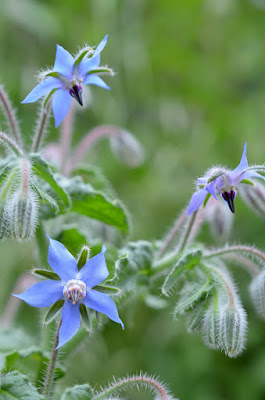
[188,143,265,215]
[14,236,124,349]
[22,35,110,127]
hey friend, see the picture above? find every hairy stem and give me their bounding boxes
[60,103,74,175]
[0,85,22,148]
[32,100,52,153]
[93,375,174,400]
[204,245,265,268]
[42,318,61,399]
[68,125,124,174]
[155,208,187,260]
[177,210,199,252]
[0,132,23,156]
[201,264,235,307]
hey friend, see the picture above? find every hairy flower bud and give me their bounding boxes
[218,303,247,358]
[240,181,265,217]
[10,191,38,240]
[249,270,265,319]
[110,131,144,168]
[202,302,221,350]
[0,205,10,239]
[206,197,234,241]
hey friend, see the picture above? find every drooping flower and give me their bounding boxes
[188,143,265,215]
[22,35,111,127]
[13,236,124,348]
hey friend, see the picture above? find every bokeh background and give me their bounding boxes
[1,0,265,399]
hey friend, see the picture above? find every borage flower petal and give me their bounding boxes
[21,78,63,104]
[57,301,80,349]
[54,44,75,77]
[52,89,73,127]
[78,246,109,288]
[47,236,78,281]
[13,280,63,308]
[83,289,124,329]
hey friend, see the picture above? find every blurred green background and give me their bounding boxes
[1,0,265,399]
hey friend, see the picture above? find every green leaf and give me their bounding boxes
[0,371,44,400]
[72,165,115,195]
[0,329,32,352]
[65,178,129,233]
[174,277,212,316]
[44,300,64,324]
[61,383,94,400]
[162,250,202,295]
[2,347,65,383]
[30,154,70,208]
[32,269,60,280]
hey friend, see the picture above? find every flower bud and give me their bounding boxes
[202,302,221,350]
[10,191,38,240]
[249,270,265,319]
[206,197,234,241]
[218,303,247,358]
[239,181,265,217]
[0,205,10,239]
[110,131,144,168]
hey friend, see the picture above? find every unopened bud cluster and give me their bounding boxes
[110,131,144,168]
[0,159,38,240]
[202,298,247,358]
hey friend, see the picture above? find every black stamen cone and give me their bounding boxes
[70,85,83,106]
[222,192,235,213]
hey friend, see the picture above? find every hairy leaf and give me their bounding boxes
[61,383,94,400]
[0,371,44,399]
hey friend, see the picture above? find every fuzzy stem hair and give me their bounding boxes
[93,374,177,400]
[0,85,23,148]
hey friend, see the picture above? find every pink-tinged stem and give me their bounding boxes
[0,274,37,327]
[0,85,23,148]
[60,102,74,175]
[93,375,176,400]
[32,100,52,153]
[67,125,123,175]
[155,207,188,260]
[0,131,23,156]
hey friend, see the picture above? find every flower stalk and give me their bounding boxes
[32,99,52,153]
[0,85,22,148]
[42,318,62,399]
[93,375,176,400]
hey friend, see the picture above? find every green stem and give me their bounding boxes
[42,318,61,399]
[177,210,198,252]
[32,100,51,153]
[0,132,23,156]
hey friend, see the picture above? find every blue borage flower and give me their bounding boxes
[13,236,124,349]
[188,143,265,215]
[22,35,110,127]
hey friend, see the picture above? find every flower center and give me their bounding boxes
[63,279,86,305]
[69,85,83,106]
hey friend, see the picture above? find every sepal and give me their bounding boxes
[43,300,64,324]
[32,268,60,280]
